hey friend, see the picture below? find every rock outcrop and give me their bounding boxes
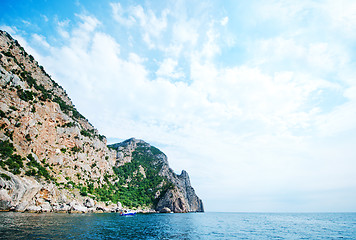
[0,30,203,213]
[155,170,204,213]
[109,138,204,213]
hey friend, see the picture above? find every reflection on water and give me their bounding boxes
[0,212,355,239]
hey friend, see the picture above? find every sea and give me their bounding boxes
[0,212,355,239]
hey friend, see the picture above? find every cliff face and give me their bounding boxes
[109,138,204,212]
[0,30,203,213]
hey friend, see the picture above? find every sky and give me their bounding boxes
[1,0,356,212]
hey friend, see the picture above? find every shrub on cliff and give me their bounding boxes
[26,154,54,181]
[17,89,35,102]
[0,140,14,158]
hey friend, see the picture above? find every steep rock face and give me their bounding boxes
[156,170,204,213]
[0,30,116,185]
[109,138,204,213]
[0,30,118,212]
[0,30,203,213]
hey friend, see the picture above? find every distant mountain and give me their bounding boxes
[0,30,203,213]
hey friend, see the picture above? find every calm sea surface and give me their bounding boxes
[0,212,355,239]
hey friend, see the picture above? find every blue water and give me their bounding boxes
[0,212,355,239]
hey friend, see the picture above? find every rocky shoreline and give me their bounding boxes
[1,200,158,214]
[0,169,158,214]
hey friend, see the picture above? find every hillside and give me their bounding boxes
[0,30,203,213]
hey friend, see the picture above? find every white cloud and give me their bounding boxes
[220,16,228,26]
[250,37,349,74]
[111,2,136,26]
[322,0,356,38]
[22,20,31,25]
[156,58,184,79]
[111,3,169,49]
[32,33,50,48]
[0,25,16,34]
[41,15,49,22]
[306,42,349,72]
[55,17,71,39]
[256,0,315,24]
[316,100,356,136]
[344,86,356,100]
[172,19,199,47]
[201,28,221,59]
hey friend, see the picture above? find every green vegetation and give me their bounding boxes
[0,110,5,118]
[4,129,13,141]
[80,128,105,142]
[3,154,24,175]
[68,143,172,208]
[61,122,76,128]
[25,154,54,181]
[80,187,88,196]
[36,84,51,101]
[25,134,31,142]
[91,144,173,208]
[0,141,54,179]
[0,140,15,159]
[150,146,163,155]
[17,89,35,102]
[71,146,82,153]
[98,134,105,141]
[80,129,92,138]
[0,140,24,175]
[107,145,116,150]
[1,49,23,69]
[0,173,11,180]
[9,106,17,111]
[20,71,36,88]
[52,96,86,120]
[1,51,13,58]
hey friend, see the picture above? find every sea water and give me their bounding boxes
[0,212,355,239]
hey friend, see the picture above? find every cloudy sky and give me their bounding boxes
[1,0,356,212]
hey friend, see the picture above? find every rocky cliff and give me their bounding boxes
[0,30,203,213]
[109,138,204,213]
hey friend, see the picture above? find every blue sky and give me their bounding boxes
[1,0,356,212]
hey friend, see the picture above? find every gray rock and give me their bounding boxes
[96,206,110,212]
[26,205,41,212]
[87,207,96,213]
[155,169,204,213]
[58,194,68,204]
[69,200,78,207]
[53,204,71,212]
[160,207,171,213]
[41,202,52,212]
[0,189,12,210]
[15,201,29,212]
[71,205,88,213]
[0,170,42,210]
[84,198,95,208]
[156,187,189,213]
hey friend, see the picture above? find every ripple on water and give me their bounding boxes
[0,212,356,239]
